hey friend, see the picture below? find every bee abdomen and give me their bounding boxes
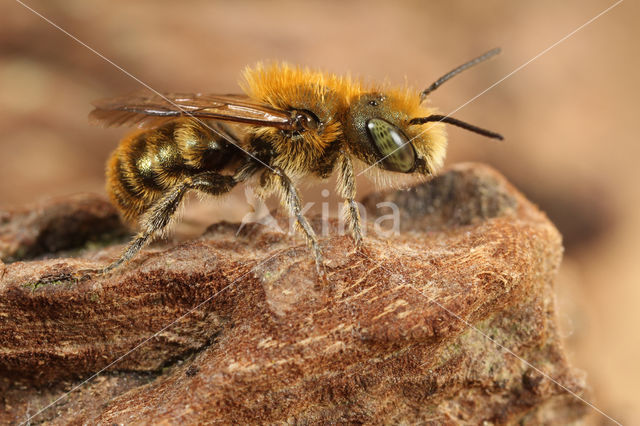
[106,155,149,222]
[106,119,239,223]
[106,124,188,222]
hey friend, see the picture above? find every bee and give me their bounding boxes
[82,48,503,279]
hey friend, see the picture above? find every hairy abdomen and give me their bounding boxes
[106,119,239,223]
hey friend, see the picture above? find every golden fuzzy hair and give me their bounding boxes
[241,62,362,107]
[241,62,448,183]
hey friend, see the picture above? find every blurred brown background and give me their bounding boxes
[1,0,637,422]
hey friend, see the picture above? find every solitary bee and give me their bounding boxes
[85,49,503,278]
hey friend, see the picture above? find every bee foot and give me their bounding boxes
[73,268,102,281]
[312,252,329,287]
[350,239,364,255]
[314,264,329,288]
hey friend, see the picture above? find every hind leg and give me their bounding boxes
[101,172,236,273]
[37,172,237,283]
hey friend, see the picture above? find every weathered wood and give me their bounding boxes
[0,163,587,424]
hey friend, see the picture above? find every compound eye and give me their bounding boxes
[366,118,416,173]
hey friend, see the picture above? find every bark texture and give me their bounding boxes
[0,163,587,424]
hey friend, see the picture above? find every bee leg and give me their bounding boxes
[102,172,236,274]
[233,158,262,183]
[337,153,363,248]
[269,167,324,277]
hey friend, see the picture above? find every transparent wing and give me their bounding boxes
[89,92,295,130]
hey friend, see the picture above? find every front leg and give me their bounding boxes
[266,167,324,276]
[336,152,363,248]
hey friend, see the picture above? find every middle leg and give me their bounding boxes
[266,167,324,275]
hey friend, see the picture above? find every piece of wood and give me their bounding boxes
[0,163,587,424]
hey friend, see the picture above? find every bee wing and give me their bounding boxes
[89,92,295,129]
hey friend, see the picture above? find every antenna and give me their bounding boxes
[420,48,501,102]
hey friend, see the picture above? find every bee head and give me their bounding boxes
[344,91,447,176]
[344,48,504,177]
